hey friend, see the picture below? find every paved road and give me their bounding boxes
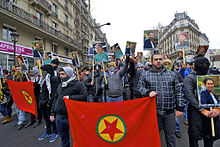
[0,112,220,147]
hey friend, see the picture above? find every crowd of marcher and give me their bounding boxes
[0,44,220,147]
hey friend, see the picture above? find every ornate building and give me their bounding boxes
[0,0,107,70]
[158,12,209,59]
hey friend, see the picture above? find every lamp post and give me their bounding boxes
[11,32,19,67]
[95,22,111,29]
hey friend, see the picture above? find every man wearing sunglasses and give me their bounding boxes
[138,53,185,147]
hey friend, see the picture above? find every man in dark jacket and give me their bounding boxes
[84,64,103,102]
[129,62,145,99]
[138,53,185,147]
[184,57,220,147]
[50,67,87,147]
[38,65,59,143]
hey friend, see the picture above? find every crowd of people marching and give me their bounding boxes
[0,43,220,147]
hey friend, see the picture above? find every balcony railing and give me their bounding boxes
[52,11,58,18]
[0,0,82,48]
[36,0,51,11]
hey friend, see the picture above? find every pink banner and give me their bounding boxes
[0,40,33,56]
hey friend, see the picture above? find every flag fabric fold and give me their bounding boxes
[7,80,37,119]
[64,97,161,147]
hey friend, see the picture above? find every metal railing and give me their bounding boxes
[36,0,51,10]
[0,0,82,48]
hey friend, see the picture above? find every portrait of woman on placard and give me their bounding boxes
[200,77,220,145]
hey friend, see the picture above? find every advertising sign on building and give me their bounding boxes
[0,40,33,56]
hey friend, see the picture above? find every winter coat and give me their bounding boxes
[128,61,144,98]
[83,72,103,96]
[39,75,59,108]
[184,72,220,140]
[102,62,128,98]
[51,78,87,117]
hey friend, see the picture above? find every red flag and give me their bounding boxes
[7,80,37,119]
[64,97,161,147]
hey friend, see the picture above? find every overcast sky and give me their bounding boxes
[91,0,220,55]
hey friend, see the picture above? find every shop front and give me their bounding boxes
[0,40,33,71]
[53,54,72,67]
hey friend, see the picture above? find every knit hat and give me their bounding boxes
[109,62,116,68]
[61,67,73,77]
[51,58,59,65]
[194,57,210,75]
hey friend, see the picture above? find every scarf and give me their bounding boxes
[39,74,51,94]
[61,74,76,87]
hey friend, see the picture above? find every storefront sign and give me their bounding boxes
[0,40,33,56]
[53,55,72,64]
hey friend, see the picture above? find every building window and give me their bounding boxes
[64,14,68,26]
[52,22,57,29]
[2,26,16,41]
[52,4,58,17]
[36,11,42,26]
[64,0,68,10]
[52,43,58,54]
[64,47,68,56]
[36,11,42,20]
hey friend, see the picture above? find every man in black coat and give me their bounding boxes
[83,65,103,102]
[184,57,220,147]
[38,65,60,143]
[50,67,87,147]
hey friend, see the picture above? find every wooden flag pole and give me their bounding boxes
[38,60,42,77]
[102,62,107,85]
[210,107,215,137]
[92,54,95,82]
[183,48,186,65]
[76,67,80,81]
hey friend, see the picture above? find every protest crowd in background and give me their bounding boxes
[0,41,220,147]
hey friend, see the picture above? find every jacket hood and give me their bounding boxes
[61,67,74,77]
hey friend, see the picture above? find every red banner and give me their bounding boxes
[7,80,37,119]
[64,97,161,147]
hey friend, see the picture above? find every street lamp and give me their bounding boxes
[95,22,111,28]
[11,32,19,67]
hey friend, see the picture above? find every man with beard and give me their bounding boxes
[184,57,220,147]
[51,58,60,78]
[38,65,59,143]
[50,67,87,147]
[138,53,185,147]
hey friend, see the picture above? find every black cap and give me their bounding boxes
[51,59,59,65]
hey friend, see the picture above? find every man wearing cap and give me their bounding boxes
[50,67,87,147]
[102,56,129,102]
